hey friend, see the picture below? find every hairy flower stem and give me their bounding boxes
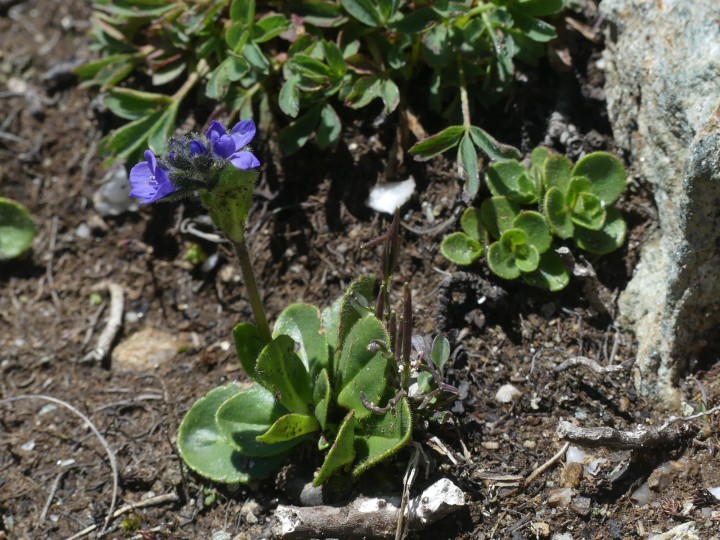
[232,240,272,343]
[458,59,471,130]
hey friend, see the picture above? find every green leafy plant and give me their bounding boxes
[78,0,563,192]
[0,197,36,261]
[441,148,627,291]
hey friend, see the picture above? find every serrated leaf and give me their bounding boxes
[255,335,312,415]
[572,152,627,205]
[215,384,301,457]
[574,207,626,255]
[409,125,464,161]
[513,211,552,253]
[480,196,521,239]
[256,413,320,444]
[336,315,390,420]
[469,126,521,162]
[273,303,329,380]
[232,322,265,381]
[178,383,287,482]
[522,250,569,291]
[441,232,483,266]
[337,276,376,355]
[314,410,356,485]
[352,397,412,477]
[544,187,574,239]
[0,198,35,261]
[458,133,480,196]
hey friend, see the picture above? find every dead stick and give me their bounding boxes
[524,442,570,487]
[553,356,627,375]
[82,282,124,363]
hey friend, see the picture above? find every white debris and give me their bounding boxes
[707,486,720,499]
[565,445,587,464]
[367,176,416,214]
[647,521,698,540]
[93,163,139,216]
[495,383,522,404]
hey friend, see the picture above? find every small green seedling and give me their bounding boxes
[0,197,36,261]
[442,148,627,290]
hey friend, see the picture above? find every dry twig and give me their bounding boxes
[553,356,628,375]
[82,282,124,363]
[524,442,570,487]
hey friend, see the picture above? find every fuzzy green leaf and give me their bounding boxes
[336,315,390,420]
[571,192,606,230]
[313,368,331,430]
[314,410,356,485]
[409,125,464,161]
[458,133,480,196]
[514,243,540,273]
[178,383,287,482]
[572,152,626,205]
[460,207,485,242]
[544,187,574,239]
[513,211,552,253]
[242,41,270,74]
[480,196,521,239]
[522,250,570,291]
[256,413,320,444]
[273,303,329,380]
[98,109,164,159]
[0,198,35,261]
[530,146,552,169]
[232,322,266,381]
[255,335,312,415]
[353,397,412,477]
[574,207,627,255]
[486,160,537,204]
[469,126,521,162]
[441,232,483,266]
[487,240,521,280]
[337,276,376,355]
[543,154,572,193]
[418,335,450,394]
[322,295,343,357]
[215,384,301,457]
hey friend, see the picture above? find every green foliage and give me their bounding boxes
[178,216,455,485]
[79,0,562,187]
[0,197,36,261]
[441,149,628,291]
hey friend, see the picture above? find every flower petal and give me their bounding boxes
[129,161,156,200]
[229,151,260,170]
[143,149,158,171]
[230,120,256,149]
[206,121,226,143]
[189,140,207,155]
[213,134,236,159]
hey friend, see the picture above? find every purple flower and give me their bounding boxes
[190,120,260,170]
[129,150,178,204]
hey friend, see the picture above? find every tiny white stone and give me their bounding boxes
[367,177,416,215]
[495,383,522,404]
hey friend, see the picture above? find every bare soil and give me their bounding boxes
[2,1,720,539]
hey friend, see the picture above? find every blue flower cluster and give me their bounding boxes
[129,120,260,204]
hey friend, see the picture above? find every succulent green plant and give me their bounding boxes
[0,197,36,261]
[441,148,627,291]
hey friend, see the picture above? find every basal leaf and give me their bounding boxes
[509,11,556,43]
[345,75,382,109]
[487,240,521,280]
[421,23,450,67]
[574,207,627,255]
[255,335,312,415]
[178,383,287,482]
[543,154,572,193]
[98,109,165,159]
[381,79,400,114]
[273,303,329,380]
[321,295,343,357]
[0,198,35,261]
[278,104,322,154]
[353,397,412,477]
[232,322,265,381]
[522,250,569,291]
[147,101,179,155]
[313,368,331,430]
[441,232,483,266]
[256,413,320,444]
[572,152,627,205]
[253,14,290,43]
[242,41,270,74]
[480,196,521,239]
[486,160,536,204]
[336,314,390,420]
[460,207,486,242]
[409,125,464,161]
[530,146,552,170]
[336,276,376,355]
[215,383,300,458]
[514,243,540,273]
[512,211,551,253]
[544,187,574,239]
[313,410,356,486]
[515,0,564,18]
[279,76,301,118]
[571,192,606,231]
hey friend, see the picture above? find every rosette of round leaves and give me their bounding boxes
[542,152,627,254]
[440,207,486,265]
[0,197,36,261]
[177,276,412,485]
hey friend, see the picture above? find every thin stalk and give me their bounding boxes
[458,58,471,130]
[232,239,272,343]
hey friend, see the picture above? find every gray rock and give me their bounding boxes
[601,0,720,404]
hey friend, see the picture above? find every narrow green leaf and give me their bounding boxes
[345,75,382,109]
[314,410,356,485]
[574,207,627,255]
[340,0,383,27]
[256,335,312,415]
[152,61,186,86]
[469,126,521,162]
[323,41,346,76]
[458,133,480,197]
[381,79,400,114]
[387,7,438,33]
[215,384,301,457]
[104,88,172,121]
[178,383,287,482]
[409,125,464,161]
[232,322,265,381]
[337,276,376,355]
[316,103,342,149]
[253,14,290,43]
[441,232,483,266]
[572,152,627,205]
[273,303,329,380]
[321,295,343,358]
[0,198,35,261]
[515,0,564,17]
[336,315,390,419]
[147,101,179,155]
[242,41,270,74]
[98,110,164,159]
[313,368,331,430]
[278,104,322,154]
[353,397,412,477]
[279,76,301,118]
[206,57,250,100]
[509,11,557,43]
[256,413,320,444]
